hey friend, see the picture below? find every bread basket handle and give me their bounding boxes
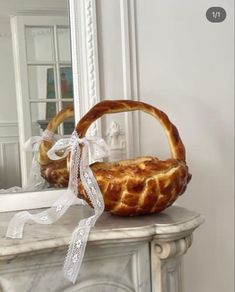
[38,106,74,165]
[76,100,186,161]
[46,106,74,133]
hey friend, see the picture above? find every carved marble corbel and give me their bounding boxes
[151,234,193,292]
[154,235,193,260]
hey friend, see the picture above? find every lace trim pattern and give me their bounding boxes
[6,130,108,284]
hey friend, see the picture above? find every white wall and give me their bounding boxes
[0,19,17,122]
[97,0,234,291]
[136,1,234,291]
[98,0,128,159]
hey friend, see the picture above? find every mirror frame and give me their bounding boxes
[0,0,101,212]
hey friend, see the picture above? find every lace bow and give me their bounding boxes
[6,130,108,283]
[23,129,56,151]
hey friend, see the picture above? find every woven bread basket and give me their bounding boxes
[39,100,191,216]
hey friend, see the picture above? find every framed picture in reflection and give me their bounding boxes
[46,66,74,120]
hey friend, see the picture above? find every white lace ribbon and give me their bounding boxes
[23,129,57,191]
[6,130,108,284]
[23,129,56,152]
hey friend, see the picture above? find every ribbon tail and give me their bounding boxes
[6,131,107,285]
[6,189,78,239]
[63,220,91,283]
[6,211,30,238]
[63,166,105,283]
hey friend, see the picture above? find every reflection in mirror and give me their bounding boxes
[0,1,74,192]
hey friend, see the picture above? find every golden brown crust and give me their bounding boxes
[74,100,190,215]
[41,160,70,188]
[77,156,191,216]
[38,106,74,166]
[39,100,191,216]
[38,106,74,186]
[76,100,186,161]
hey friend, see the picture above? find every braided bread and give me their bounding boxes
[38,106,74,187]
[39,101,191,216]
[75,100,191,216]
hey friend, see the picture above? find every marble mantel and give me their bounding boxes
[0,205,204,292]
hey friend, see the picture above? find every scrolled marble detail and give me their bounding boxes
[85,0,100,137]
[105,120,126,160]
[106,121,126,150]
[154,234,193,260]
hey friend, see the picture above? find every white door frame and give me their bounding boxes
[11,15,71,186]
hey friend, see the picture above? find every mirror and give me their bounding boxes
[0,0,74,192]
[0,0,139,212]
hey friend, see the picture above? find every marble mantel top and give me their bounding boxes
[0,205,204,260]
